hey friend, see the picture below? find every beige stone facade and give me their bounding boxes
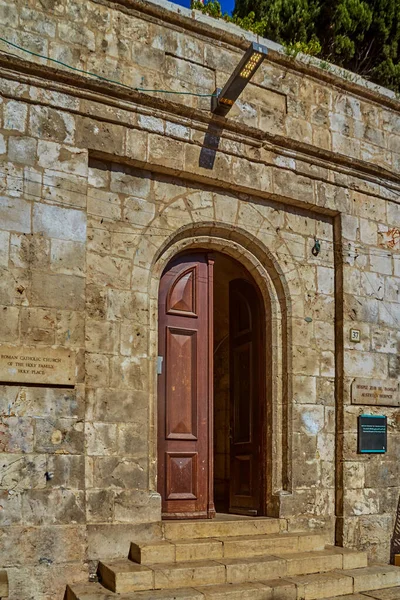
[0,0,400,598]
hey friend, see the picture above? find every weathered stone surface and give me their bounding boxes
[86,388,147,422]
[85,422,117,456]
[0,385,82,419]
[9,233,50,270]
[33,203,86,242]
[21,489,85,525]
[47,455,85,489]
[20,307,55,345]
[34,418,84,454]
[4,100,28,132]
[0,196,31,233]
[0,454,46,491]
[0,525,86,565]
[92,456,147,489]
[75,117,125,155]
[5,562,87,600]
[0,306,19,343]
[31,272,85,310]
[87,522,162,560]
[8,136,37,166]
[1,1,400,598]
[51,239,85,276]
[37,141,88,176]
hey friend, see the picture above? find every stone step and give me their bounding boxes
[98,560,155,594]
[288,566,400,599]
[66,583,205,600]
[222,532,328,559]
[98,549,367,593]
[66,582,116,599]
[285,571,354,599]
[323,590,400,600]
[192,579,297,599]
[326,547,368,570]
[66,568,400,600]
[130,532,329,564]
[218,551,336,585]
[341,566,400,593]
[162,516,283,540]
[98,558,227,593]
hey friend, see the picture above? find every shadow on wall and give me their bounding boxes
[199,121,224,169]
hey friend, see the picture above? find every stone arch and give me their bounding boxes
[148,222,294,517]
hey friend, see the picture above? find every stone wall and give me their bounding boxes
[85,158,336,533]
[341,197,400,561]
[0,0,399,597]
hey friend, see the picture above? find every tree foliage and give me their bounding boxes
[192,0,400,92]
[234,0,321,45]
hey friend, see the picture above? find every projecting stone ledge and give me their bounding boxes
[0,570,8,598]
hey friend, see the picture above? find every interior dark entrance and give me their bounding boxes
[213,253,265,515]
[157,251,266,519]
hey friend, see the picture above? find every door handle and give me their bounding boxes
[157,356,163,375]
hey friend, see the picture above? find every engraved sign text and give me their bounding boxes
[351,378,399,407]
[0,345,75,385]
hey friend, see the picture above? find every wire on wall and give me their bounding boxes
[0,36,216,98]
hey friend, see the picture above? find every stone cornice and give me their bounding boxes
[1,52,400,201]
[95,0,400,113]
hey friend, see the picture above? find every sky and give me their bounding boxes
[172,0,235,16]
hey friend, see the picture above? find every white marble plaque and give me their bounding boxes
[351,378,399,407]
[0,345,75,385]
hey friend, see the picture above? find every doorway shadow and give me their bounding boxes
[390,494,400,563]
[213,252,266,516]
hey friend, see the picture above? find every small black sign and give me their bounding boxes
[358,414,387,454]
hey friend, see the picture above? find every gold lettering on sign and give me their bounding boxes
[0,345,75,386]
[351,378,400,407]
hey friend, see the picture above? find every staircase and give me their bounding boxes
[66,516,400,600]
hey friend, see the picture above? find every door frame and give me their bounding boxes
[155,244,275,519]
[207,255,215,518]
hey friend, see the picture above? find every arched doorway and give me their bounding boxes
[157,250,267,519]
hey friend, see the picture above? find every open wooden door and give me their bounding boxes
[158,253,215,519]
[229,278,264,515]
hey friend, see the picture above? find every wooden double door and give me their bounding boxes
[157,252,265,519]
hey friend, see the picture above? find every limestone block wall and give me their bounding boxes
[2,0,400,174]
[341,196,400,561]
[0,102,89,596]
[86,159,336,536]
[0,0,399,597]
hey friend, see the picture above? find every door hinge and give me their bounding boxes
[157,356,163,375]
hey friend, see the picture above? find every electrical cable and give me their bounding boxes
[0,36,217,98]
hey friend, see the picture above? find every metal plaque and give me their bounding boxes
[358,414,387,454]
